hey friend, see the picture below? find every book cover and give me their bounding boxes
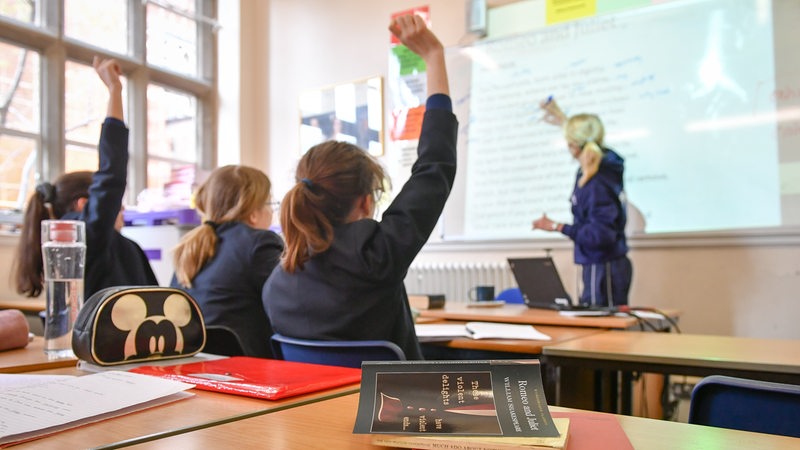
[353,360,560,438]
[372,418,569,449]
[409,294,446,310]
[130,356,361,400]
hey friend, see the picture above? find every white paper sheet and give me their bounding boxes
[0,370,194,445]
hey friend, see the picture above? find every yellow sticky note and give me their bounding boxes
[546,0,596,24]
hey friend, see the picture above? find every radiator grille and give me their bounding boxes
[404,262,516,303]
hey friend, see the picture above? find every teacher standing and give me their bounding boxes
[532,98,632,306]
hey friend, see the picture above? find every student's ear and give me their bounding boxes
[74,197,89,212]
[346,194,374,223]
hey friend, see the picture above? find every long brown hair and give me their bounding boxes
[172,165,272,288]
[13,171,92,297]
[281,141,386,273]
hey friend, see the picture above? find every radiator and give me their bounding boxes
[404,262,516,303]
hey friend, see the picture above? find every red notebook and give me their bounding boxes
[130,356,362,400]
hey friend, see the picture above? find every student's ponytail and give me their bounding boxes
[13,172,92,297]
[172,222,218,288]
[280,182,333,273]
[13,188,50,296]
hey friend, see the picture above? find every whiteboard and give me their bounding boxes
[441,0,800,242]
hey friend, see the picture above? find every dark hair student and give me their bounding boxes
[13,57,157,299]
[263,14,458,360]
[171,165,283,357]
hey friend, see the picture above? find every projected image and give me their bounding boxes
[445,0,783,240]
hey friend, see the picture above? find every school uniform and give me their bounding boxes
[263,95,458,360]
[63,118,157,299]
[171,222,283,358]
[560,148,632,306]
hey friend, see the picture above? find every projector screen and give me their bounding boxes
[440,0,800,241]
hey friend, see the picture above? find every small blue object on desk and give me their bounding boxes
[124,208,200,226]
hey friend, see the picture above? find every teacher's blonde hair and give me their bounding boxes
[565,113,604,151]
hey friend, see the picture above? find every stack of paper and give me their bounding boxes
[415,322,551,341]
[0,371,193,446]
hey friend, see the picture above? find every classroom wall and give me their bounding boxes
[4,1,799,341]
[253,0,800,340]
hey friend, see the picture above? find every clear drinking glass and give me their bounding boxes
[41,220,86,359]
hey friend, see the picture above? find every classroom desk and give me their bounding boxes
[10,366,360,449]
[0,297,45,313]
[542,330,800,414]
[424,324,606,355]
[419,303,680,330]
[120,393,800,450]
[0,337,77,373]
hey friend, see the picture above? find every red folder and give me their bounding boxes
[130,356,362,400]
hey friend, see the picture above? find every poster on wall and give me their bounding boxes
[388,5,430,144]
[298,77,385,156]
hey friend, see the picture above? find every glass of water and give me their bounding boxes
[41,220,86,359]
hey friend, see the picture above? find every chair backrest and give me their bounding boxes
[496,287,524,304]
[270,333,406,368]
[204,325,246,356]
[688,375,800,438]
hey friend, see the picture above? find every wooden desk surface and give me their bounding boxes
[0,337,78,373]
[0,297,45,312]
[10,366,360,450]
[122,393,800,450]
[543,331,800,376]
[428,325,607,354]
[420,304,680,330]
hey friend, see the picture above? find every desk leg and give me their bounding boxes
[594,370,605,412]
[553,365,562,406]
[621,371,633,415]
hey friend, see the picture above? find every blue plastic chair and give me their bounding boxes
[270,333,406,368]
[688,375,800,438]
[495,287,524,304]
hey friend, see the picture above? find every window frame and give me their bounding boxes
[0,0,217,209]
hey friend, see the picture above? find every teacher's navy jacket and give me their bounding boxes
[561,148,628,265]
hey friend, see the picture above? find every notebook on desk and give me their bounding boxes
[507,257,610,314]
[130,356,362,400]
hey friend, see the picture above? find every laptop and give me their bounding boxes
[507,257,610,313]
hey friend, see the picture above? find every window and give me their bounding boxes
[0,0,36,24]
[146,0,198,77]
[64,0,128,55]
[0,42,40,209]
[0,0,217,214]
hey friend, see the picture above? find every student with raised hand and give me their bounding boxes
[263,14,457,360]
[171,165,283,357]
[13,57,157,300]
[533,102,632,306]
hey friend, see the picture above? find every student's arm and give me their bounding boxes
[82,58,128,255]
[93,57,123,121]
[354,17,456,279]
[389,14,448,98]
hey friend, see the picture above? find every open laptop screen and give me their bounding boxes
[507,257,572,310]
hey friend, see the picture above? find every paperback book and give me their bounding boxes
[353,360,560,438]
[371,418,570,449]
